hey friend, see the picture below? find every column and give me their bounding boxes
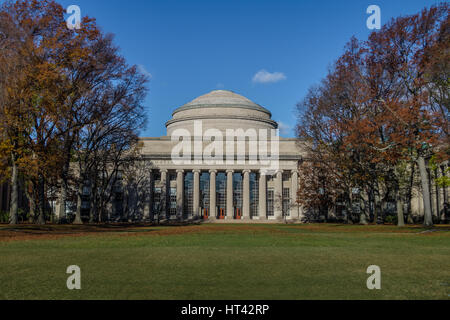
[290,170,299,220]
[176,169,184,219]
[209,170,217,219]
[226,170,234,220]
[274,170,283,220]
[193,170,200,217]
[161,169,168,218]
[259,170,267,220]
[243,170,251,220]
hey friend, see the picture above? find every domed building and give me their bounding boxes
[138,90,304,222]
[166,90,278,135]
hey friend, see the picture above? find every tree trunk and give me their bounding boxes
[36,176,46,225]
[89,190,96,223]
[56,183,67,223]
[25,184,36,223]
[417,156,433,227]
[406,164,415,224]
[441,165,448,204]
[89,204,95,224]
[434,168,441,223]
[396,188,405,227]
[380,197,386,224]
[73,183,83,225]
[74,182,83,225]
[98,203,103,223]
[373,192,379,224]
[360,211,368,225]
[90,178,98,223]
[441,165,448,220]
[9,154,19,225]
[57,134,73,224]
[57,149,72,224]
[359,194,368,225]
[348,192,354,224]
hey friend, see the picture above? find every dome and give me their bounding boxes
[166,90,278,135]
[175,90,271,114]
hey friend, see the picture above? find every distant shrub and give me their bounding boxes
[18,208,29,223]
[384,215,398,225]
[0,210,9,223]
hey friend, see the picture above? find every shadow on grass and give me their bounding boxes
[331,223,450,231]
[275,223,450,234]
[0,221,204,238]
[0,222,449,242]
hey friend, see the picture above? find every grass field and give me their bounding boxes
[0,223,449,300]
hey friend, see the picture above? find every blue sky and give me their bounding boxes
[55,1,447,136]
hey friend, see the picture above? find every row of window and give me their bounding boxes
[151,171,294,183]
[152,182,291,217]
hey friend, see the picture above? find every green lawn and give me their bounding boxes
[0,223,449,300]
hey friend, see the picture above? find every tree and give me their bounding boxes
[0,0,149,225]
[296,3,449,227]
[0,2,35,224]
[73,64,147,224]
[368,4,449,226]
[122,155,154,222]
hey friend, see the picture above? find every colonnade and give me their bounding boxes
[148,169,300,221]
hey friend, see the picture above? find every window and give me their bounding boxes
[217,173,227,214]
[170,188,177,216]
[153,187,162,212]
[233,173,243,211]
[282,188,290,217]
[184,173,193,216]
[267,188,274,217]
[200,173,210,210]
[250,173,259,217]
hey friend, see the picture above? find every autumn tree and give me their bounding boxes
[297,3,449,227]
[367,4,449,226]
[0,0,148,225]
[0,2,35,224]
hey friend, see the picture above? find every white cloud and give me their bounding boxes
[252,70,286,84]
[277,121,293,136]
[137,64,152,79]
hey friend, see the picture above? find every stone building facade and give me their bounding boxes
[138,90,305,222]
